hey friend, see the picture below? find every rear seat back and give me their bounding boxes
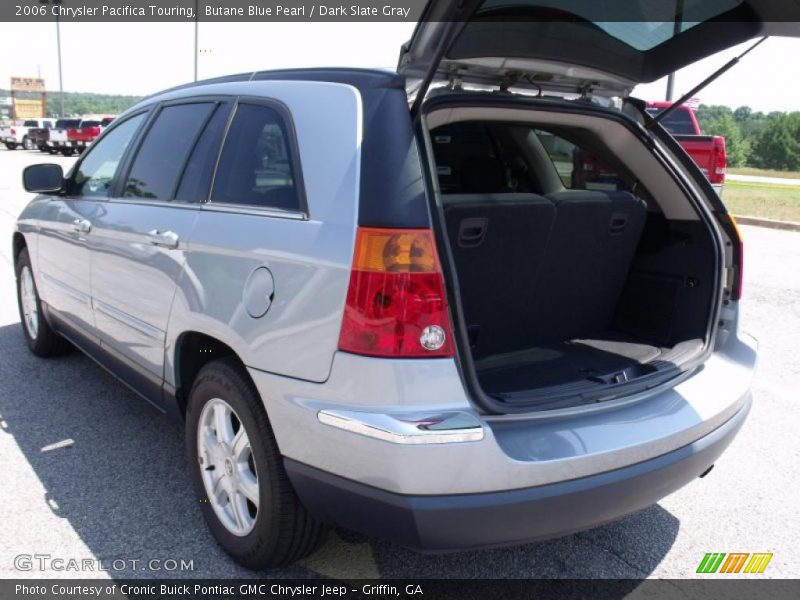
[443,193,556,358]
[531,190,647,344]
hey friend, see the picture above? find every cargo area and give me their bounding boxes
[427,107,721,410]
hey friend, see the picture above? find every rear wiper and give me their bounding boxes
[648,36,768,130]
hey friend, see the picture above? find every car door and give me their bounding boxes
[35,114,146,337]
[89,99,231,392]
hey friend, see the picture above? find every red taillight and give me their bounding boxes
[728,215,744,301]
[338,227,454,358]
[710,138,727,185]
[10,128,16,136]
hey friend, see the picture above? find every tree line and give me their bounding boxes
[696,105,800,171]
[1,90,141,121]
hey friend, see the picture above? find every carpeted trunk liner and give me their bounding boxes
[476,332,665,393]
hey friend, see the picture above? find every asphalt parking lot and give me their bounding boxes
[0,147,798,581]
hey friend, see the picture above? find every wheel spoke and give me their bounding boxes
[213,402,234,444]
[238,471,259,506]
[231,427,249,462]
[229,491,247,530]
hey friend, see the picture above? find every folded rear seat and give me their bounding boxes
[529,190,647,345]
[443,193,556,358]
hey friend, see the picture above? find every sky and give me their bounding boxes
[0,21,799,112]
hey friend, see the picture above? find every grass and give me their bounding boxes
[728,166,800,180]
[722,180,800,223]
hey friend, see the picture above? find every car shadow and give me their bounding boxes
[0,321,679,586]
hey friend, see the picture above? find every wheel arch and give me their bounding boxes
[12,232,27,267]
[171,330,257,420]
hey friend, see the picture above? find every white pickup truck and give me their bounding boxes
[0,119,54,150]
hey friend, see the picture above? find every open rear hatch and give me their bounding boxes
[399,0,799,107]
[399,0,795,413]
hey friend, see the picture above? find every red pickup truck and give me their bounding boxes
[50,119,105,156]
[645,102,727,194]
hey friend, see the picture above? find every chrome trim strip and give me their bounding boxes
[198,203,307,220]
[317,409,484,444]
[94,300,164,342]
[39,272,90,304]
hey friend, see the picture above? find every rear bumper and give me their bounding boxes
[286,395,750,551]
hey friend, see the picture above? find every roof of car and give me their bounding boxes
[142,68,404,103]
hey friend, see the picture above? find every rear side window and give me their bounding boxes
[430,122,504,193]
[533,128,632,193]
[210,103,300,211]
[124,103,215,200]
[645,107,696,136]
[175,103,231,202]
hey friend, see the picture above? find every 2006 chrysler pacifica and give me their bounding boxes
[14,1,774,569]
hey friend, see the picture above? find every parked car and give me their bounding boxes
[99,116,115,132]
[15,1,770,570]
[47,119,81,155]
[0,118,54,150]
[646,102,728,194]
[29,119,75,153]
[50,119,103,156]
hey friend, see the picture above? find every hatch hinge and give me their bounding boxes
[499,71,523,92]
[578,83,595,102]
[448,69,463,91]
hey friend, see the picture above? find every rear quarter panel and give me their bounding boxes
[163,80,363,384]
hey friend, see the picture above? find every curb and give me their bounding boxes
[733,215,800,232]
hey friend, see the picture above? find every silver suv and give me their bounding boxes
[13,4,763,570]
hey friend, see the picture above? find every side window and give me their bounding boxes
[174,103,231,202]
[210,103,300,211]
[534,129,631,193]
[124,103,215,200]
[431,122,504,193]
[70,113,145,198]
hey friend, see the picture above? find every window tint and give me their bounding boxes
[70,113,145,198]
[534,129,630,192]
[175,104,231,202]
[645,107,696,136]
[430,122,540,194]
[124,103,215,200]
[211,103,299,211]
[478,0,743,50]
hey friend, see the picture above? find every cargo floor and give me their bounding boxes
[475,332,669,394]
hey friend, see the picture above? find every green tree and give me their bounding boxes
[750,113,800,170]
[695,104,732,132]
[705,113,749,167]
[732,105,752,123]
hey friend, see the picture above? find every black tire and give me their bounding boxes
[23,136,35,150]
[60,148,74,156]
[48,148,58,155]
[15,248,71,357]
[37,145,47,152]
[185,358,325,569]
[5,142,17,150]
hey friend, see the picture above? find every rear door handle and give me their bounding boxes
[72,218,92,234]
[146,229,180,249]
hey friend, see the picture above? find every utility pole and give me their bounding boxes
[56,16,64,116]
[194,0,199,81]
[50,0,65,117]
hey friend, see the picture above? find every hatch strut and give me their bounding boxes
[648,36,768,129]
[409,0,484,121]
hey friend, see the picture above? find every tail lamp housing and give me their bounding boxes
[338,228,454,358]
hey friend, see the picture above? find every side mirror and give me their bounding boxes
[23,164,64,194]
